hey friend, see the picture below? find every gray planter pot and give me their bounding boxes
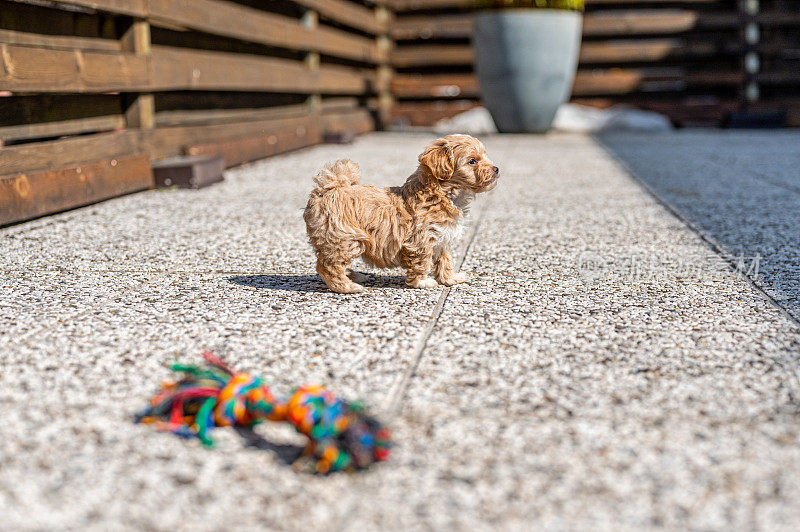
[473,10,582,133]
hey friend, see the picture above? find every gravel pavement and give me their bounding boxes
[1,132,799,530]
[598,131,800,322]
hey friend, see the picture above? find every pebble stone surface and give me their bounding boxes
[598,131,800,322]
[1,132,800,530]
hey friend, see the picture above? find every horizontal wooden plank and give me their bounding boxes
[0,43,372,94]
[320,97,362,112]
[21,0,148,16]
[146,0,385,63]
[149,46,368,94]
[583,11,704,35]
[394,10,800,40]
[293,0,390,34]
[390,100,480,126]
[389,0,466,9]
[391,98,730,128]
[0,28,122,52]
[580,39,713,63]
[187,122,324,167]
[155,104,312,128]
[390,98,740,129]
[0,153,152,226]
[33,0,392,26]
[391,39,734,67]
[574,70,656,95]
[392,44,473,67]
[154,98,359,128]
[389,0,717,9]
[391,73,479,98]
[0,114,125,143]
[0,44,149,93]
[392,13,474,40]
[759,71,800,85]
[0,130,145,175]
[320,107,374,134]
[150,114,323,160]
[185,108,374,167]
[391,10,760,40]
[392,68,743,99]
[157,108,374,162]
[574,69,742,93]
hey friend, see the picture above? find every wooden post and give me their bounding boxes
[121,19,154,129]
[739,0,760,110]
[375,5,394,129]
[302,10,321,116]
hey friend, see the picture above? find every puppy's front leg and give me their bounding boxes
[404,247,437,289]
[434,249,468,286]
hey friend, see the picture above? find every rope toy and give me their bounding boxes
[136,352,391,474]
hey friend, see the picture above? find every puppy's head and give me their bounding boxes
[418,134,499,193]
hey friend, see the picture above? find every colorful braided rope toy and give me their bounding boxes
[136,352,391,474]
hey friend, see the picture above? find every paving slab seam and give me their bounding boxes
[324,204,488,532]
[383,201,488,417]
[594,137,800,399]
[382,134,527,416]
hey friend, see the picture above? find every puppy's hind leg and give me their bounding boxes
[316,241,366,294]
[318,259,364,294]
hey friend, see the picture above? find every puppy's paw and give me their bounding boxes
[439,273,468,286]
[334,282,365,294]
[408,277,438,289]
[347,271,369,284]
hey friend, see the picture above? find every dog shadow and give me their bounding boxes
[228,273,407,292]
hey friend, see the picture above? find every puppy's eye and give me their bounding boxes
[468,158,477,165]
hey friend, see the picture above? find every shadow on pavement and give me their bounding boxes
[228,274,328,292]
[228,273,407,292]
[596,131,800,322]
[234,427,305,465]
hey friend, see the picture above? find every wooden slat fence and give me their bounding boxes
[388,0,800,127]
[0,0,391,225]
[2,0,799,224]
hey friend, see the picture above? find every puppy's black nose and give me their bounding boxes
[492,166,499,175]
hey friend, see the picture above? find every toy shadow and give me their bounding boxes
[234,427,305,465]
[228,273,407,292]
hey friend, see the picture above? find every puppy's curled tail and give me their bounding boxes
[312,159,361,195]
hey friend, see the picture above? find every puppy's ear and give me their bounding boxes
[418,139,454,181]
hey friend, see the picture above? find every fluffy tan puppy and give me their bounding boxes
[303,134,499,294]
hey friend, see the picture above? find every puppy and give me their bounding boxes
[303,134,499,294]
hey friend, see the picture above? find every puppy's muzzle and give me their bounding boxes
[486,166,500,190]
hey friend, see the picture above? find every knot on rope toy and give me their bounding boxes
[136,352,391,474]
